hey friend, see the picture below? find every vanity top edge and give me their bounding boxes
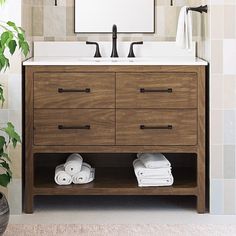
[23,57,208,66]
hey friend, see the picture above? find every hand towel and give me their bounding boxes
[64,153,83,175]
[176,6,193,50]
[72,163,95,184]
[133,159,171,178]
[137,175,174,187]
[137,153,171,169]
[54,164,73,186]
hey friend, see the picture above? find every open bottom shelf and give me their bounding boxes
[34,167,197,196]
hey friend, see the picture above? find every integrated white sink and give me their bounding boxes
[23,41,208,66]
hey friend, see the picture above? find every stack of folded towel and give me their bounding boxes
[54,153,95,186]
[133,153,174,187]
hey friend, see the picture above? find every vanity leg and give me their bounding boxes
[25,194,34,214]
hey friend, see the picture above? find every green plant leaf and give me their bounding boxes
[1,31,9,46]
[8,40,17,55]
[0,173,11,187]
[1,153,11,163]
[0,84,5,106]
[2,122,21,148]
[21,41,29,57]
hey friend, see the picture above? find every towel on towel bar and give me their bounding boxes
[72,163,95,184]
[54,164,73,186]
[137,175,174,187]
[176,6,193,50]
[64,153,83,175]
[137,153,171,169]
[133,159,171,178]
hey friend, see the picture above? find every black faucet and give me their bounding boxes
[111,24,119,58]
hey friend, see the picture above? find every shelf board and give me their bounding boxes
[34,167,197,196]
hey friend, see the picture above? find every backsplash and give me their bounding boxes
[31,0,206,45]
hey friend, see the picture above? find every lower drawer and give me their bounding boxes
[116,109,197,146]
[34,109,115,145]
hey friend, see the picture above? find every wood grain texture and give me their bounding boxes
[116,109,197,146]
[34,167,197,196]
[34,73,115,108]
[34,109,115,146]
[116,73,197,108]
[23,65,207,213]
[196,66,206,213]
[24,67,34,213]
[32,145,198,154]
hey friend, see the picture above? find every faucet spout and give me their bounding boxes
[111,24,119,58]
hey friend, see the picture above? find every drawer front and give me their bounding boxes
[116,73,197,108]
[34,109,115,145]
[116,109,197,146]
[34,73,115,108]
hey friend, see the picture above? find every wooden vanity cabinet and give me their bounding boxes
[24,65,206,214]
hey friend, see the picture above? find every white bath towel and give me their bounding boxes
[133,159,171,178]
[137,153,171,169]
[54,164,73,186]
[137,175,174,187]
[64,153,83,175]
[72,163,95,184]
[176,6,193,50]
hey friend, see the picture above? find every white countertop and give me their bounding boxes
[23,57,208,66]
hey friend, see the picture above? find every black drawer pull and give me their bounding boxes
[58,125,91,130]
[140,88,173,93]
[140,125,173,130]
[58,88,91,93]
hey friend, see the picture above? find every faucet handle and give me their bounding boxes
[128,41,143,58]
[86,41,102,58]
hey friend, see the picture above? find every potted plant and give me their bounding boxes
[0,0,29,234]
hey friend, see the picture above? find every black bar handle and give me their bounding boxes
[128,41,143,58]
[140,125,173,130]
[58,125,91,130]
[58,88,91,93]
[140,88,173,93]
[86,41,102,58]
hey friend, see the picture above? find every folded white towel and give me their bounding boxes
[133,159,171,178]
[137,175,174,187]
[137,153,171,169]
[176,6,193,50]
[64,153,83,175]
[54,164,73,186]
[72,163,95,184]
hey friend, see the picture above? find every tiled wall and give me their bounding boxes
[31,0,207,57]
[210,0,236,215]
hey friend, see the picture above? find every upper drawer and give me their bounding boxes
[116,73,197,108]
[34,73,115,108]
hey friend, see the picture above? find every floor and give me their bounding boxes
[10,196,236,224]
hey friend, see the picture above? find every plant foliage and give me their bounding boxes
[0,0,27,187]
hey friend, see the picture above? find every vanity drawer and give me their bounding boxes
[116,109,197,146]
[34,73,115,108]
[34,109,115,146]
[116,73,197,108]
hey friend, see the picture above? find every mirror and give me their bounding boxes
[75,0,155,33]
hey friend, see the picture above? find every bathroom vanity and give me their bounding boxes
[23,42,207,213]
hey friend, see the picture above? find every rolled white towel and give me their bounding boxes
[54,164,72,186]
[133,159,171,178]
[72,163,95,184]
[137,153,171,169]
[137,174,174,187]
[64,153,83,175]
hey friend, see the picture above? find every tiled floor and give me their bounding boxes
[10,196,236,224]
